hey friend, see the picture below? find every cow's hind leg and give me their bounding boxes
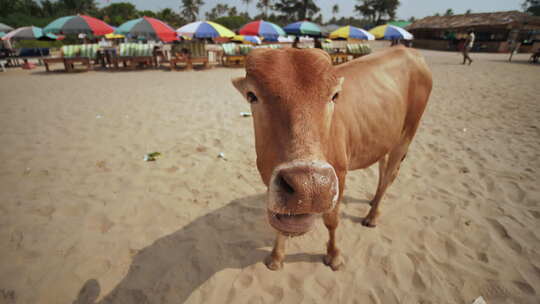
[362,143,409,227]
[265,232,286,270]
[323,204,344,270]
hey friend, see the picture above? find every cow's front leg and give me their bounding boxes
[265,232,286,270]
[323,204,344,270]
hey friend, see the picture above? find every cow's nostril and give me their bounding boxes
[278,174,295,195]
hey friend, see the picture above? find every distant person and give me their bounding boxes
[508,39,521,62]
[292,36,300,49]
[462,30,474,65]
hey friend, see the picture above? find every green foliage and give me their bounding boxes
[256,0,273,18]
[522,0,540,16]
[273,0,320,20]
[180,0,205,22]
[97,2,138,26]
[214,15,250,31]
[444,9,454,16]
[465,9,472,15]
[355,0,400,25]
[14,39,64,48]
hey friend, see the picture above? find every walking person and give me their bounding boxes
[462,30,475,65]
[508,39,521,62]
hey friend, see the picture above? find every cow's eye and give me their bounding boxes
[331,92,339,102]
[247,92,258,104]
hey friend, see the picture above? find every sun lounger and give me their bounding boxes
[115,43,154,69]
[322,43,349,65]
[222,43,252,67]
[43,45,91,72]
[185,41,209,69]
[346,43,371,59]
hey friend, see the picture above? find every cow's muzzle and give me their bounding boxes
[267,160,339,235]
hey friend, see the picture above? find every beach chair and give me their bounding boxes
[62,45,92,72]
[185,41,209,69]
[346,43,371,59]
[222,43,252,67]
[322,42,348,65]
[115,43,154,69]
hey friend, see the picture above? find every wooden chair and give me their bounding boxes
[43,45,92,72]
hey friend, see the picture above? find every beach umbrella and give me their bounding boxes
[44,15,114,35]
[2,26,59,41]
[105,32,124,39]
[177,21,235,39]
[321,24,340,36]
[330,26,375,40]
[0,23,13,32]
[116,17,177,42]
[231,35,262,45]
[239,20,285,40]
[283,21,321,36]
[0,32,5,38]
[369,24,413,40]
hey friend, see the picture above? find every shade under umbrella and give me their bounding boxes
[2,26,58,41]
[177,21,235,39]
[117,16,177,42]
[330,26,374,40]
[0,23,13,32]
[44,15,114,36]
[239,20,285,40]
[284,21,321,36]
[369,24,413,40]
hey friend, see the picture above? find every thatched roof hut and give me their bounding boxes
[407,11,540,53]
[408,11,540,31]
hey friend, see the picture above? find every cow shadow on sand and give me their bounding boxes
[73,193,354,304]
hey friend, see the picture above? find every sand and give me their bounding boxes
[0,48,539,304]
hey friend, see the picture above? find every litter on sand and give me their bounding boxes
[240,112,252,117]
[472,296,487,304]
[217,152,227,160]
[144,152,162,161]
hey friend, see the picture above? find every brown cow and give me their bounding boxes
[232,45,432,271]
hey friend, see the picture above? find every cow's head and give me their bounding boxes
[232,48,344,236]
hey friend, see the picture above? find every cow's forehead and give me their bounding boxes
[245,48,338,99]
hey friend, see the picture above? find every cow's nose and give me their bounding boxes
[273,163,338,213]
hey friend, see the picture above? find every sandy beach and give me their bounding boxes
[0,48,539,304]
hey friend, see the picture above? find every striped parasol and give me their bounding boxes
[177,21,235,38]
[330,26,375,40]
[116,17,177,42]
[0,22,13,32]
[369,24,413,40]
[283,21,321,36]
[239,20,285,40]
[2,26,59,41]
[44,15,114,35]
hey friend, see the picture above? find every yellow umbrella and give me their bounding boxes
[368,25,387,39]
[105,32,124,39]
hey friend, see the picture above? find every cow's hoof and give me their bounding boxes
[265,256,283,271]
[362,217,377,228]
[323,254,344,271]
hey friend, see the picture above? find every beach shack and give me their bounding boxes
[407,11,540,53]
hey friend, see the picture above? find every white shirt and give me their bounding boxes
[468,33,475,48]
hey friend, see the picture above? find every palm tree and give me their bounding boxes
[256,0,273,18]
[332,4,339,19]
[180,0,205,22]
[242,0,253,15]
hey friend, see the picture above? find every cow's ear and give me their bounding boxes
[232,77,246,94]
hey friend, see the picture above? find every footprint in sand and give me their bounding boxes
[486,218,522,254]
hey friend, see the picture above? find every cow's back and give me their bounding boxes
[330,46,432,170]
